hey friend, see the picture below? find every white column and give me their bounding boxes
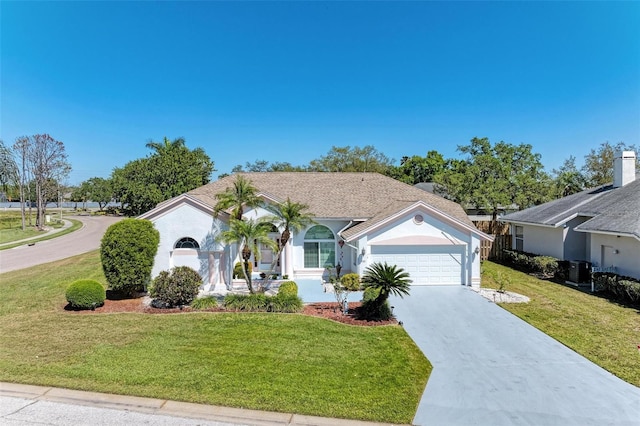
[285,239,294,279]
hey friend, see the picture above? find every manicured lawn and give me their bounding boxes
[0,251,430,423]
[0,209,82,248]
[482,261,640,387]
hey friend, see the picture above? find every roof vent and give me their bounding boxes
[613,151,636,188]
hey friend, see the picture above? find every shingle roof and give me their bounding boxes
[186,172,476,234]
[503,176,640,239]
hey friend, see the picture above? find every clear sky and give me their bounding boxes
[2,1,639,185]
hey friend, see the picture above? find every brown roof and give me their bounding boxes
[187,172,475,234]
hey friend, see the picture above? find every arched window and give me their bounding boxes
[174,237,200,249]
[303,225,335,268]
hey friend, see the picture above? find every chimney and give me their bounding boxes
[613,151,636,188]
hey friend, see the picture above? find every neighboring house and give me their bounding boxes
[502,151,639,280]
[139,173,492,292]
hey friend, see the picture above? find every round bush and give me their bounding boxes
[233,261,252,279]
[101,219,160,296]
[150,266,202,307]
[362,286,381,303]
[66,279,106,310]
[278,280,298,297]
[340,273,361,291]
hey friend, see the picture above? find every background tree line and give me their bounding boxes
[2,135,637,221]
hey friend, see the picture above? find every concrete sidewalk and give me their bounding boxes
[0,382,402,426]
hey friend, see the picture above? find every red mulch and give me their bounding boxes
[68,298,397,326]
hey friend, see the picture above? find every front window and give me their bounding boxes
[515,226,523,251]
[303,225,335,268]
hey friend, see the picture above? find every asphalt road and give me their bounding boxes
[0,215,123,274]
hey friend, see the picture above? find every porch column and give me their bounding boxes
[210,251,228,294]
[285,239,294,278]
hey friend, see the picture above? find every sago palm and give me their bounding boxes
[361,262,412,303]
[218,219,278,293]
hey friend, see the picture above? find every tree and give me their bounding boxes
[434,137,551,229]
[100,219,160,296]
[13,135,71,230]
[213,175,262,221]
[386,151,446,184]
[552,156,587,197]
[112,137,213,216]
[261,198,316,281]
[360,262,411,321]
[217,219,278,293]
[582,141,638,187]
[83,177,113,211]
[308,145,394,173]
[0,140,19,201]
[229,160,305,175]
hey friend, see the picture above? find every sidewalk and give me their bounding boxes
[0,382,404,426]
[0,219,74,249]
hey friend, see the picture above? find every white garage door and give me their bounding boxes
[370,245,464,286]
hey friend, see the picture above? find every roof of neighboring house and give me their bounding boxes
[184,172,485,239]
[502,176,640,239]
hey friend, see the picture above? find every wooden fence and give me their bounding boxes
[473,220,512,261]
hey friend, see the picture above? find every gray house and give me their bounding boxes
[502,151,639,280]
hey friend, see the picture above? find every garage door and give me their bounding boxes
[370,245,464,285]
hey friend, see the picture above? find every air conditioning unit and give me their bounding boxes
[569,261,590,283]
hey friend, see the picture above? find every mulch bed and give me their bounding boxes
[68,297,397,326]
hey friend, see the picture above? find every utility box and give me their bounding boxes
[569,261,590,283]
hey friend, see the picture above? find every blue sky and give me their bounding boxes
[2,1,639,185]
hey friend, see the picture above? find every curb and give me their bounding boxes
[0,382,409,426]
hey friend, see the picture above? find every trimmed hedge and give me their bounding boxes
[100,219,160,296]
[278,281,298,297]
[503,249,560,276]
[65,279,106,310]
[150,266,202,308]
[340,273,361,291]
[592,272,640,303]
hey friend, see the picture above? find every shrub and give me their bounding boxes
[278,281,298,297]
[233,261,252,279]
[362,287,381,303]
[592,272,640,304]
[270,294,303,313]
[150,266,202,308]
[100,219,159,296]
[502,249,559,277]
[358,299,393,321]
[223,293,269,311]
[531,256,559,276]
[65,279,106,310]
[340,273,361,291]
[191,296,219,310]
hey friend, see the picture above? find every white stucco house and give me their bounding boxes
[139,172,492,292]
[502,151,640,280]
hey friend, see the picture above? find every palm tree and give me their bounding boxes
[360,262,412,320]
[218,219,278,293]
[145,137,186,155]
[214,175,262,221]
[261,198,316,280]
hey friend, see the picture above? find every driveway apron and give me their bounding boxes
[390,286,640,426]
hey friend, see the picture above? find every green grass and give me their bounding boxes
[0,251,430,423]
[482,261,640,387]
[0,211,83,249]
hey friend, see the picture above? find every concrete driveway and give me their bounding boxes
[390,286,640,426]
[0,215,122,273]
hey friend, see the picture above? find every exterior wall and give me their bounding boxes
[520,224,564,259]
[588,234,640,280]
[563,217,590,261]
[150,204,225,285]
[362,208,478,286]
[289,220,352,279]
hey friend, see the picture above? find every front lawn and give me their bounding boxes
[0,251,430,423]
[482,261,640,387]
